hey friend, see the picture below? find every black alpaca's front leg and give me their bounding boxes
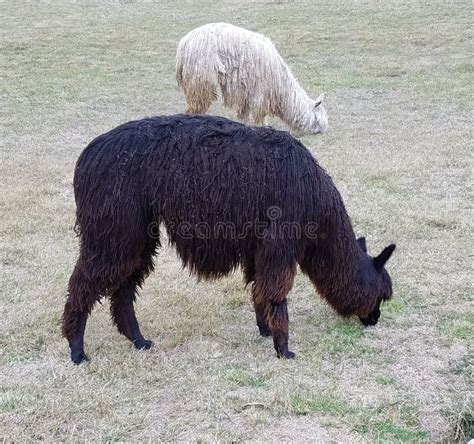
[110,281,153,350]
[253,299,271,337]
[252,263,296,359]
[269,300,295,359]
[244,256,271,336]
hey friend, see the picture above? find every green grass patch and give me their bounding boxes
[374,419,428,442]
[317,322,375,356]
[374,65,408,78]
[458,411,474,441]
[439,315,474,342]
[362,174,403,195]
[0,392,25,413]
[0,350,39,364]
[299,318,383,361]
[450,355,473,382]
[376,375,396,386]
[100,426,127,443]
[352,402,427,441]
[289,392,352,416]
[382,298,406,315]
[224,365,271,388]
[224,293,246,309]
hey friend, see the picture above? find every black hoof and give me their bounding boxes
[277,350,295,359]
[258,326,272,337]
[133,338,154,350]
[71,349,89,364]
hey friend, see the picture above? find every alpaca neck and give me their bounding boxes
[278,69,315,133]
[301,217,377,318]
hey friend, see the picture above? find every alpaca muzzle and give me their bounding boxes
[359,304,381,326]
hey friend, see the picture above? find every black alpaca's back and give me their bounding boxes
[74,114,340,280]
[64,114,394,364]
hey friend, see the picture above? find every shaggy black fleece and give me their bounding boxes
[62,114,395,363]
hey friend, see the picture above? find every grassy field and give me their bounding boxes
[1,0,473,441]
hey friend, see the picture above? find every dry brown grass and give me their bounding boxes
[1,0,472,442]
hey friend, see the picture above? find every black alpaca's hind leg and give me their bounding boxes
[62,264,98,364]
[63,303,90,364]
[110,274,153,350]
[110,231,158,350]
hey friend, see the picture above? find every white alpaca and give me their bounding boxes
[176,23,329,134]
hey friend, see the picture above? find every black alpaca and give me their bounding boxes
[62,114,395,363]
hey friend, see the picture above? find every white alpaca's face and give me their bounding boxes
[310,93,329,134]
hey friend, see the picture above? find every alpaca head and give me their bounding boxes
[309,93,329,134]
[356,237,396,326]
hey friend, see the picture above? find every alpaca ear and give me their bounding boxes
[314,93,324,107]
[357,236,367,253]
[374,244,396,271]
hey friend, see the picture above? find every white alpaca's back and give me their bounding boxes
[176,23,328,134]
